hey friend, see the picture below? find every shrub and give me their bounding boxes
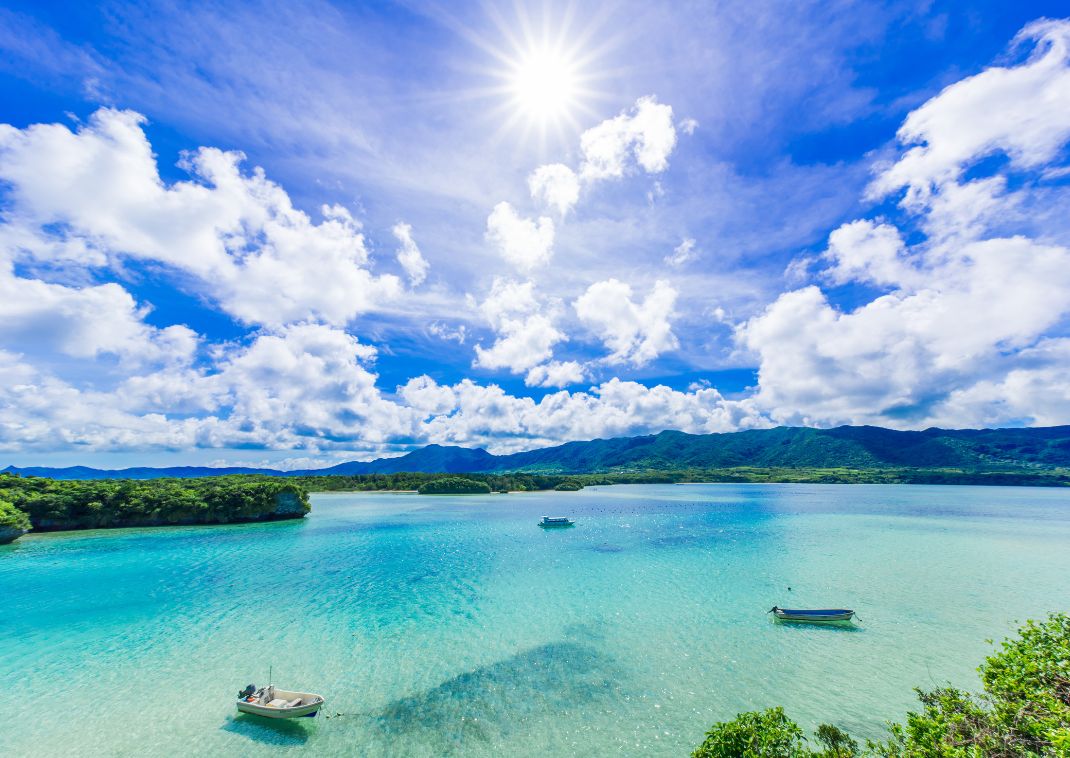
[693,613,1070,757]
[692,708,809,757]
[0,498,31,541]
[554,479,584,491]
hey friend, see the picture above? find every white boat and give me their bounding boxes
[538,515,575,528]
[236,684,325,719]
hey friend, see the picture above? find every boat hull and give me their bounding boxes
[773,609,854,623]
[538,522,575,528]
[237,700,323,719]
[236,689,325,719]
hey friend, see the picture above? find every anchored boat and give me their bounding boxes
[769,606,855,623]
[236,683,325,719]
[538,515,575,528]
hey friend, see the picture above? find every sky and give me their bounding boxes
[1,0,1070,469]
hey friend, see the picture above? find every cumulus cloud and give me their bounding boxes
[392,221,429,286]
[412,377,768,452]
[485,201,555,271]
[0,108,400,327]
[868,19,1070,208]
[473,278,566,376]
[664,237,698,267]
[575,279,679,366]
[0,260,197,365]
[0,339,767,456]
[525,360,587,388]
[580,96,677,181]
[528,163,580,215]
[740,20,1070,429]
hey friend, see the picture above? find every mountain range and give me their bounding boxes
[5,425,1070,480]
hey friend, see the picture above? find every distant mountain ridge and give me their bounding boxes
[5,425,1070,480]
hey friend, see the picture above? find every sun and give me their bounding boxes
[453,5,614,149]
[509,47,579,122]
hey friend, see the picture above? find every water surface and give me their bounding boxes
[2,484,1069,756]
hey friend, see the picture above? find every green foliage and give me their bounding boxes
[553,479,584,491]
[982,613,1070,751]
[291,471,602,493]
[285,466,1069,494]
[692,708,809,757]
[0,474,310,531]
[872,613,1070,756]
[484,426,1070,476]
[416,477,492,495]
[0,498,31,532]
[696,614,1070,757]
[816,723,859,756]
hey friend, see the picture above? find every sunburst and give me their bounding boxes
[436,2,618,152]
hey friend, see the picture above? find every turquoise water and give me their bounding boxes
[2,483,1069,756]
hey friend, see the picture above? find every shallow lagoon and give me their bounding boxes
[2,483,1069,756]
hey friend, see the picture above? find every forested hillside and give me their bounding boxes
[5,425,1070,480]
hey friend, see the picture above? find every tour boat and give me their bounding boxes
[769,606,855,623]
[236,684,325,719]
[538,515,575,528]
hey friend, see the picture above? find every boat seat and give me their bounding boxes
[267,698,289,708]
[284,698,303,708]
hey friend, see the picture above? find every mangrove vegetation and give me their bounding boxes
[0,473,310,533]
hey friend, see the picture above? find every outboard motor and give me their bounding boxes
[238,684,256,699]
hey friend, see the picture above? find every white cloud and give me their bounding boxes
[392,221,429,286]
[664,237,698,267]
[525,360,587,388]
[575,279,679,366]
[0,256,197,366]
[412,377,769,453]
[868,19,1070,208]
[528,163,580,215]
[821,220,918,288]
[0,339,771,457]
[739,20,1070,429]
[580,96,677,181]
[485,201,555,271]
[473,279,565,374]
[680,117,699,135]
[0,108,401,327]
[428,321,467,344]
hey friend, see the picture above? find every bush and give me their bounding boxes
[693,613,1070,757]
[872,612,1070,755]
[692,708,809,757]
[0,499,31,532]
[554,479,584,491]
[416,477,492,495]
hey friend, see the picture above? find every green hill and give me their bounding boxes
[487,426,1070,473]
[6,425,1070,480]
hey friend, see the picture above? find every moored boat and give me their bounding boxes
[538,515,575,528]
[236,684,325,719]
[769,606,855,623]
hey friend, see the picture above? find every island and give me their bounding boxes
[0,474,310,536]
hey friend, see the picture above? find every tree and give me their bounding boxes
[0,498,32,543]
[693,613,1070,757]
[417,477,492,495]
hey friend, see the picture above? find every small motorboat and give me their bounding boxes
[236,683,325,719]
[769,606,855,623]
[538,515,575,528]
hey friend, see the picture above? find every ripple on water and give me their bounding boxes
[3,484,1070,756]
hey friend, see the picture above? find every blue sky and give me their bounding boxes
[2,1,1070,468]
